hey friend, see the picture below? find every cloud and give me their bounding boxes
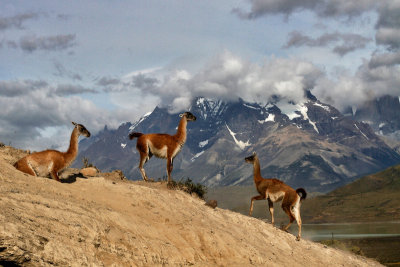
[0,79,130,150]
[317,0,377,18]
[369,51,400,68]
[375,1,400,29]
[53,61,82,81]
[131,51,323,112]
[0,80,48,97]
[233,0,319,19]
[234,0,377,20]
[53,84,98,96]
[375,27,400,51]
[57,14,72,21]
[313,59,400,110]
[367,1,400,69]
[96,74,159,93]
[284,31,372,56]
[0,12,39,31]
[19,34,76,52]
[126,50,399,115]
[132,74,159,91]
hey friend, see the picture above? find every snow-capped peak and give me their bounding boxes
[129,112,152,131]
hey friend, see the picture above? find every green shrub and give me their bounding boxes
[82,157,95,168]
[167,178,207,199]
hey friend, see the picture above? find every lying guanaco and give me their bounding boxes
[14,122,90,182]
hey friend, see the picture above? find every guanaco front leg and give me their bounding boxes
[50,169,60,182]
[249,195,265,216]
[166,157,173,184]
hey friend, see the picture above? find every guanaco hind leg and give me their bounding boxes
[138,152,149,181]
[267,198,275,225]
[280,193,295,230]
[15,158,36,176]
[292,199,302,241]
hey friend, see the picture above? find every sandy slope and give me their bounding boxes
[0,146,381,266]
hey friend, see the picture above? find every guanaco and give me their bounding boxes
[245,152,307,240]
[14,122,91,182]
[128,111,196,183]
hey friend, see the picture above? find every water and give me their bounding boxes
[299,221,400,241]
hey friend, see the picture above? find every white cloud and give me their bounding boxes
[0,79,140,150]
[133,51,323,112]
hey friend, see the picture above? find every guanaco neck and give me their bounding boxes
[252,156,263,184]
[64,127,79,165]
[174,116,187,145]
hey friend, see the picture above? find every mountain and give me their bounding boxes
[0,145,380,266]
[301,164,400,223]
[75,93,400,192]
[351,95,400,153]
[352,95,400,136]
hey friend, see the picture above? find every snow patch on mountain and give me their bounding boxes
[299,105,319,134]
[129,112,152,131]
[199,140,209,148]
[191,151,205,162]
[313,102,330,112]
[243,103,259,110]
[225,124,251,150]
[275,101,301,120]
[276,100,319,133]
[352,106,357,116]
[354,124,369,140]
[258,114,275,124]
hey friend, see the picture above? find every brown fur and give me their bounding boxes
[128,112,196,183]
[14,122,90,182]
[245,152,307,241]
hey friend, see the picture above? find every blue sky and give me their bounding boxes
[1,0,399,150]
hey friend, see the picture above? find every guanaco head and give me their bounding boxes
[72,122,91,137]
[180,112,197,121]
[245,152,257,163]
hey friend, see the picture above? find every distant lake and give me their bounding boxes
[293,221,400,265]
[297,221,400,241]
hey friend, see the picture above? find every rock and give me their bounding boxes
[205,199,218,209]
[80,167,98,177]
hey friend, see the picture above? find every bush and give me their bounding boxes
[168,178,207,199]
[82,157,95,168]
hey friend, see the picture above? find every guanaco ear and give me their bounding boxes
[179,113,184,117]
[72,122,77,126]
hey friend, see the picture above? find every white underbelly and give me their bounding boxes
[30,161,53,177]
[149,143,168,158]
[268,191,285,202]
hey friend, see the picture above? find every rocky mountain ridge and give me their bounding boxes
[75,93,400,192]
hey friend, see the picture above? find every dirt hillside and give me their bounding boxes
[0,145,381,266]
